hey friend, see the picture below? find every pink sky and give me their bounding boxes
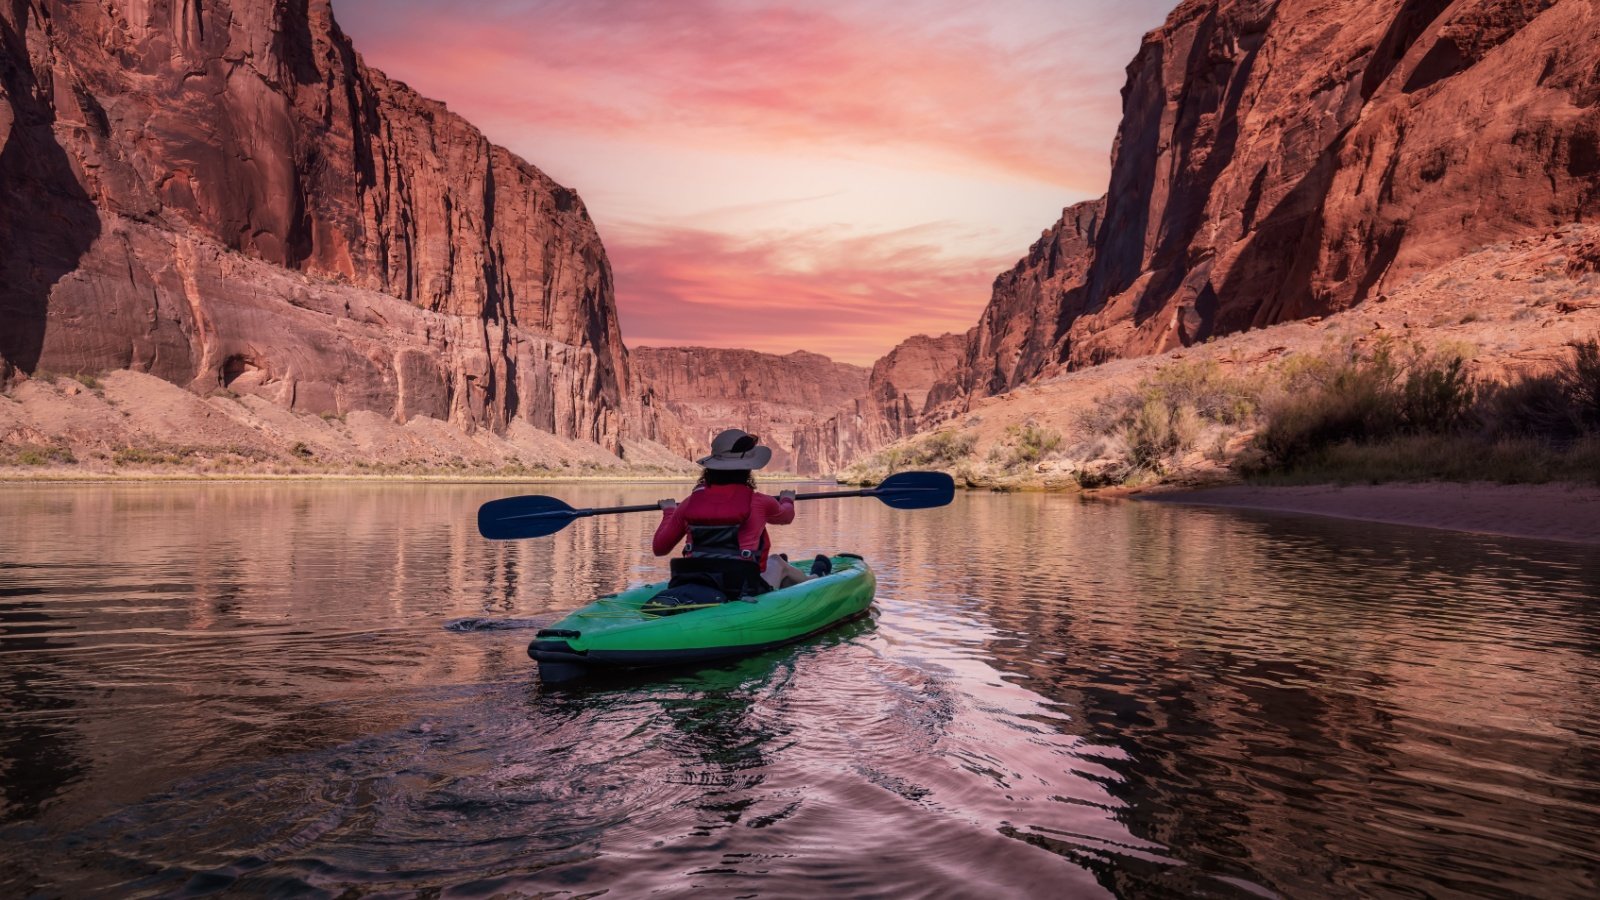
[335,0,1174,365]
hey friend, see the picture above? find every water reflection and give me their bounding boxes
[0,483,1597,897]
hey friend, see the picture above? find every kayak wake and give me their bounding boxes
[443,617,551,632]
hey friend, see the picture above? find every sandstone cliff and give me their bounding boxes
[932,0,1600,414]
[0,0,666,454]
[630,347,867,472]
[792,332,967,475]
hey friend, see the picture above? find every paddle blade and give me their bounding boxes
[478,495,581,540]
[872,471,956,509]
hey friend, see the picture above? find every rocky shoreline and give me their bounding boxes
[0,369,695,481]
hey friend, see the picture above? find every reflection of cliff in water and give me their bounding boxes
[0,486,566,824]
[896,495,1600,897]
[0,592,88,825]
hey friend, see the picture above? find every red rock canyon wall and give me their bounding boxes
[0,0,664,451]
[932,0,1600,412]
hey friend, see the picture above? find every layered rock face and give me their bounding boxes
[630,347,867,472]
[928,201,1104,409]
[933,0,1600,410]
[793,332,967,475]
[0,0,658,451]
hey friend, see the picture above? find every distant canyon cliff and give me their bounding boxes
[630,347,867,473]
[792,332,967,476]
[0,0,675,455]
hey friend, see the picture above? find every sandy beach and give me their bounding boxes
[1140,482,1600,545]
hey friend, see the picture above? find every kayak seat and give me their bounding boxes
[643,558,771,616]
[641,580,728,615]
[671,557,771,597]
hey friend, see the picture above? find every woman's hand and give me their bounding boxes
[778,490,796,503]
[659,498,678,511]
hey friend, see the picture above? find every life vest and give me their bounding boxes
[670,489,770,599]
[682,489,768,563]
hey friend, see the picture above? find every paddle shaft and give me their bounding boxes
[793,488,873,501]
[549,488,884,522]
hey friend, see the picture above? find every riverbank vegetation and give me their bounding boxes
[1245,336,1599,485]
[846,334,1600,489]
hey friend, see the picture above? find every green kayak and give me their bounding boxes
[528,554,876,682]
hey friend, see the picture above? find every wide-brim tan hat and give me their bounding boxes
[698,428,773,470]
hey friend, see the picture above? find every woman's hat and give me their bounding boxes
[698,428,772,470]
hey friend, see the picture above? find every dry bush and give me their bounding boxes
[1080,360,1259,479]
[1255,339,1475,466]
[848,429,978,483]
[1481,338,1600,440]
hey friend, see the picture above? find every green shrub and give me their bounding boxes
[914,430,978,465]
[10,445,72,464]
[1149,360,1259,425]
[1127,397,1175,466]
[1250,434,1600,486]
[1082,360,1256,432]
[1401,353,1475,432]
[869,429,977,475]
[114,446,179,466]
[1482,373,1577,438]
[1012,424,1062,464]
[73,373,101,391]
[986,424,1063,471]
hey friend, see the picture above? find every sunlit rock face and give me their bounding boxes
[630,347,868,473]
[792,332,967,475]
[934,0,1600,410]
[0,0,672,451]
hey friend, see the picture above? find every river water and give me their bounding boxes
[1,482,1597,898]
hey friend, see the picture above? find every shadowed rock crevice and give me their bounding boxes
[1403,0,1559,95]
[0,2,102,377]
[1134,3,1275,325]
[1219,128,1348,330]
[1360,0,1455,99]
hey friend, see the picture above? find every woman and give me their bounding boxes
[653,428,821,591]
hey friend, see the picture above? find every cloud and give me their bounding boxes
[331,0,1178,362]
[606,220,1008,365]
[336,0,1156,189]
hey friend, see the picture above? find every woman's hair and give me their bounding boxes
[698,467,757,488]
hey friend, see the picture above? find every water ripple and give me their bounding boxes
[1,484,1598,897]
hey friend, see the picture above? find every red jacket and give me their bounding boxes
[653,484,794,570]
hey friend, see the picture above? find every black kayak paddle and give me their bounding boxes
[478,470,956,541]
